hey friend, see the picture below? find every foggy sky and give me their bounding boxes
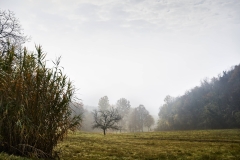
[1,0,240,115]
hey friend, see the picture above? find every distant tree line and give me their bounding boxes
[80,96,155,135]
[156,64,240,130]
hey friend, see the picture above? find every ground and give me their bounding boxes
[1,129,240,159]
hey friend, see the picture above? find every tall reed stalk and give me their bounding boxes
[0,45,81,159]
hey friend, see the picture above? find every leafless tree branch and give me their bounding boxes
[92,107,122,135]
[0,10,29,54]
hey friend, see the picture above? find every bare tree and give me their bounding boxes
[0,10,28,54]
[92,107,122,135]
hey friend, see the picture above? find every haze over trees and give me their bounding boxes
[116,98,131,132]
[128,105,153,132]
[70,102,84,129]
[144,114,155,131]
[90,96,155,134]
[1,7,239,160]
[98,96,110,110]
[78,105,95,132]
[156,64,240,131]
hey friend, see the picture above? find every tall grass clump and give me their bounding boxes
[0,45,81,159]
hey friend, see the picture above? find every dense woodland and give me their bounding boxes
[156,64,240,130]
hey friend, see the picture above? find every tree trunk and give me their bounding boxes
[103,129,106,135]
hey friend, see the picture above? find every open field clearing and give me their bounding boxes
[1,129,240,160]
[55,129,240,160]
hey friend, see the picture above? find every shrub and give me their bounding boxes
[0,45,81,159]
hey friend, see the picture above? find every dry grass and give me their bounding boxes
[1,129,240,160]
[56,129,240,160]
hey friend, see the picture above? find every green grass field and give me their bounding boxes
[1,129,240,160]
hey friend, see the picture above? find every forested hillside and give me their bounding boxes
[156,64,240,130]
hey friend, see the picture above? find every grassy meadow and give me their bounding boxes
[1,129,240,160]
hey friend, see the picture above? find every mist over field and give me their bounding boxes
[1,0,240,116]
[1,0,240,159]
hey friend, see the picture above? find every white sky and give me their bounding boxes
[1,0,240,115]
